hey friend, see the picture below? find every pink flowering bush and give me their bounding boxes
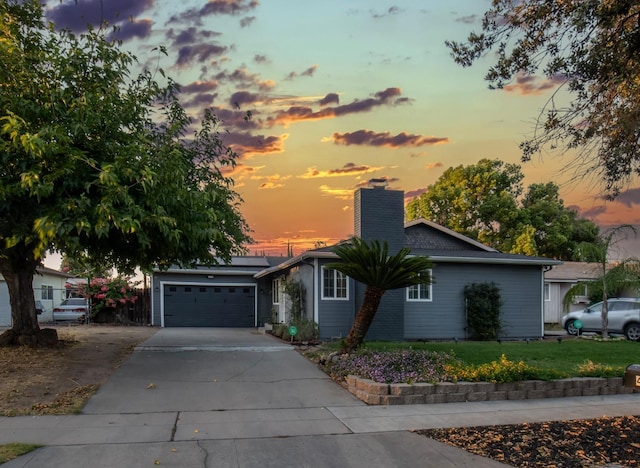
[77,277,139,317]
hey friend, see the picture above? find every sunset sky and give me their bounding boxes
[41,0,640,264]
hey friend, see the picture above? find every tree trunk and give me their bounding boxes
[602,272,609,340]
[0,253,58,346]
[602,282,609,340]
[340,285,385,354]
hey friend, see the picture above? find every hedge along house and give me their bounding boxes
[151,182,562,339]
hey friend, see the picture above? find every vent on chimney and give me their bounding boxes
[368,178,388,189]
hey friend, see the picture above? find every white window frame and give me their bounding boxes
[272,279,280,304]
[544,283,551,301]
[406,284,432,303]
[41,284,54,301]
[322,267,348,300]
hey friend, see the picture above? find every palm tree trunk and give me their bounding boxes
[341,285,385,354]
[602,276,609,340]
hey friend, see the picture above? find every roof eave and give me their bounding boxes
[254,251,339,278]
[429,255,563,266]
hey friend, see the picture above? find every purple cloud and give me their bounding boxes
[47,0,154,32]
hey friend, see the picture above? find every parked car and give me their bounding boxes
[562,298,640,341]
[52,298,89,321]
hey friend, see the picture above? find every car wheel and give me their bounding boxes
[564,319,579,336]
[623,323,640,341]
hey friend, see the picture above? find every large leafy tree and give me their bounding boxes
[0,1,250,345]
[406,159,599,259]
[405,159,523,247]
[325,237,432,354]
[446,0,640,196]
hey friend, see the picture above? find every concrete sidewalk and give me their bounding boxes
[1,328,638,467]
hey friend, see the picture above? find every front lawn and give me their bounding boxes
[311,337,639,384]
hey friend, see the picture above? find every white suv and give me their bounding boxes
[562,298,640,341]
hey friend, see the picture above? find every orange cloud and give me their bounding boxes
[224,132,289,158]
[298,162,383,179]
[266,87,410,127]
[258,182,285,190]
[404,187,428,200]
[503,72,565,95]
[319,185,354,200]
[424,162,443,170]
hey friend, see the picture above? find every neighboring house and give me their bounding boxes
[543,261,638,325]
[543,262,601,325]
[152,183,561,340]
[0,266,74,326]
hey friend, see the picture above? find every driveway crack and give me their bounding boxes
[170,412,180,441]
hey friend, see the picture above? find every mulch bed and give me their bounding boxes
[417,415,640,467]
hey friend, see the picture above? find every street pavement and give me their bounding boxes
[1,328,638,467]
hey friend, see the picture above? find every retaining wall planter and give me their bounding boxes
[345,375,639,405]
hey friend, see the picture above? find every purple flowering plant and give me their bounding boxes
[327,349,457,384]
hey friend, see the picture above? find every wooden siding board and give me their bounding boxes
[317,260,355,340]
[404,263,543,340]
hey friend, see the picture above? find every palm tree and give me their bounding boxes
[564,225,638,339]
[325,237,432,353]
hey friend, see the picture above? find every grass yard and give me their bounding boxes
[358,338,639,377]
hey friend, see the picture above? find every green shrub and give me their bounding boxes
[464,282,503,340]
[576,360,624,378]
[272,324,287,338]
[446,354,539,383]
[289,317,319,341]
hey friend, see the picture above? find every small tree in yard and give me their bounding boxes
[325,237,432,354]
[464,282,503,341]
[0,1,250,346]
[564,225,638,339]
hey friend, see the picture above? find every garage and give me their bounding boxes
[163,283,256,327]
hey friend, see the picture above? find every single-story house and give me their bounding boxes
[543,262,602,325]
[152,183,562,340]
[0,266,75,326]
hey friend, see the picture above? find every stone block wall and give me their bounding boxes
[345,375,639,405]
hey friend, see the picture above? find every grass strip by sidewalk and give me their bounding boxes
[0,443,41,464]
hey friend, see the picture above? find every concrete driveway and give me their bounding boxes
[0,328,526,466]
[82,328,361,414]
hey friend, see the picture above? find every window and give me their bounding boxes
[544,283,550,301]
[272,279,280,304]
[406,271,432,302]
[322,268,348,299]
[41,285,53,301]
[572,283,588,297]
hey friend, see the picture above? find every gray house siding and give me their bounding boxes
[359,284,405,341]
[404,263,544,340]
[316,259,355,340]
[256,277,273,326]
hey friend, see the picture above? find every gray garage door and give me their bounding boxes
[163,284,255,327]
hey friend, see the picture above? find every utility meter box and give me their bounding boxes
[623,364,640,389]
